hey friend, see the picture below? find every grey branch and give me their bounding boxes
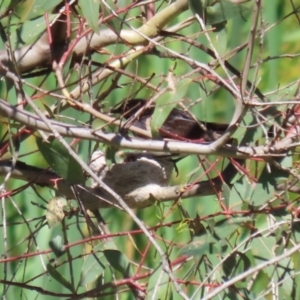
[0,99,293,158]
[0,155,237,209]
[0,0,189,74]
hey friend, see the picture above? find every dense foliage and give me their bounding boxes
[1,0,300,299]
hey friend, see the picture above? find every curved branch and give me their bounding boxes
[0,0,189,74]
[0,99,291,157]
[0,158,238,209]
[74,0,188,56]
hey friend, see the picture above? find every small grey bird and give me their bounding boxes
[89,151,176,208]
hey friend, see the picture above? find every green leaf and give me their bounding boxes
[80,251,106,286]
[80,242,116,286]
[103,249,132,277]
[151,78,193,138]
[213,217,252,238]
[210,25,227,56]
[206,0,250,25]
[222,182,231,209]
[188,0,251,26]
[222,252,236,277]
[230,161,289,206]
[223,251,251,277]
[36,137,85,184]
[79,0,100,33]
[251,270,270,296]
[236,252,251,273]
[179,236,221,257]
[188,0,206,20]
[49,235,65,257]
[151,102,176,139]
[26,0,62,19]
[251,235,276,262]
[292,251,300,299]
[104,145,117,167]
[47,263,75,292]
[100,0,123,34]
[148,264,172,298]
[10,14,56,47]
[250,235,294,295]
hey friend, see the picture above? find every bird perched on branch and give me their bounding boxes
[87,99,231,207]
[89,150,175,208]
[111,99,229,142]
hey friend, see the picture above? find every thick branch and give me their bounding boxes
[74,0,188,56]
[0,159,237,209]
[0,0,189,74]
[0,98,288,158]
